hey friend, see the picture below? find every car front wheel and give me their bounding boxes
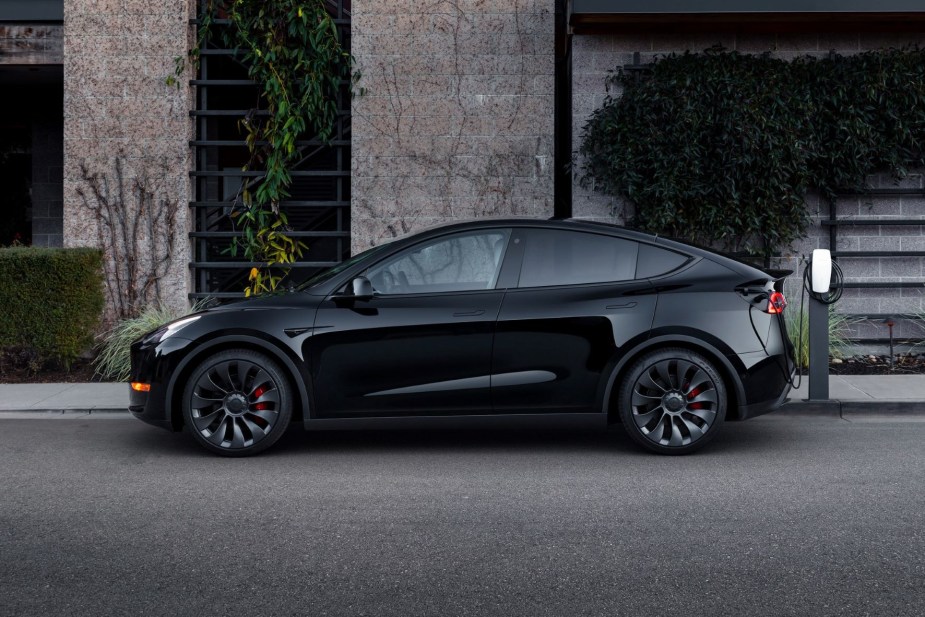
[617,348,727,455]
[182,349,293,456]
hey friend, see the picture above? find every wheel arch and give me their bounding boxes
[600,335,746,423]
[165,334,310,431]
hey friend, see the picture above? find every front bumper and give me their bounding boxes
[128,336,194,431]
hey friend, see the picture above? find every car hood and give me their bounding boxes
[200,291,323,314]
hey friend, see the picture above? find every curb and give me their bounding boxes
[0,408,127,415]
[779,400,925,417]
[2,404,924,418]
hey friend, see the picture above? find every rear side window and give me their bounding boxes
[635,243,691,279]
[518,229,638,288]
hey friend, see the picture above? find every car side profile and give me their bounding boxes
[129,218,795,456]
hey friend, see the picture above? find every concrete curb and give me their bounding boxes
[0,408,127,415]
[1,404,924,419]
[780,400,925,417]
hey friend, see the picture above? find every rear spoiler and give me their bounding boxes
[762,269,792,293]
[736,269,792,295]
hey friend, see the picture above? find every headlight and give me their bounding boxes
[142,315,201,344]
[161,315,201,340]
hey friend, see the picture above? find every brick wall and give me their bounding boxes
[351,0,555,253]
[63,0,194,317]
[572,32,925,347]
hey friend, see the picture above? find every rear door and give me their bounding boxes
[490,228,658,414]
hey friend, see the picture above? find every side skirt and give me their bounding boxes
[303,412,607,432]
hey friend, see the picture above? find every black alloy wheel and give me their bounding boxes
[618,348,727,455]
[182,349,293,456]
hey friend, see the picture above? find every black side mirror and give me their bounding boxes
[349,276,375,301]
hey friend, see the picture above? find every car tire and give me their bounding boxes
[182,349,293,457]
[617,347,727,455]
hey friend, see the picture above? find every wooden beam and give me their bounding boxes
[571,12,925,35]
[0,24,62,65]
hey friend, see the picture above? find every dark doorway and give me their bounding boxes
[0,64,63,246]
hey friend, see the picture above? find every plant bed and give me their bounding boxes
[828,354,925,376]
[0,350,110,384]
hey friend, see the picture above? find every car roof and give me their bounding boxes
[405,217,775,280]
[308,217,775,296]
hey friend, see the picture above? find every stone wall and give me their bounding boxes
[571,32,925,346]
[351,0,555,253]
[63,0,194,318]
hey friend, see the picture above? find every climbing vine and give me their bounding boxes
[194,0,358,296]
[580,47,925,259]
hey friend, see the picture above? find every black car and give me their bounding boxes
[129,218,794,456]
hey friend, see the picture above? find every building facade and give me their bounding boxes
[2,0,925,346]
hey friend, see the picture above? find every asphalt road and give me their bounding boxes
[1,414,923,617]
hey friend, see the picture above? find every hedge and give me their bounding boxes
[579,47,925,259]
[0,247,104,366]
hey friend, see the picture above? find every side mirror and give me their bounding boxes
[349,276,375,301]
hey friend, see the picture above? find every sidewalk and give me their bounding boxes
[782,374,925,416]
[0,376,924,416]
[0,382,127,413]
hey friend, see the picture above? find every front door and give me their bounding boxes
[309,229,511,417]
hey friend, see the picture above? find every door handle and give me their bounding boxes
[606,302,637,310]
[453,309,486,317]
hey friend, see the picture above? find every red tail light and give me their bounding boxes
[767,291,787,314]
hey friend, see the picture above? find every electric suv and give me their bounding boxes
[129,218,794,456]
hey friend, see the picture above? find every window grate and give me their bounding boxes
[190,0,352,300]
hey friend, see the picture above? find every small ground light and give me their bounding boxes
[883,318,895,370]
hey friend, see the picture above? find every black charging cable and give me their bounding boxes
[803,257,844,305]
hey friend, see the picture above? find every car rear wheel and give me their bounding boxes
[617,348,727,455]
[182,349,293,457]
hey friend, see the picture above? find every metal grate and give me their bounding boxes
[190,0,352,300]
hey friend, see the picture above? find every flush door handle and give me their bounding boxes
[606,302,638,310]
[453,309,486,317]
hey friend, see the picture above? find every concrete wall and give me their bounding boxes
[351,0,556,252]
[63,0,194,317]
[571,32,925,346]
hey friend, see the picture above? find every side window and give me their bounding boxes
[366,230,510,295]
[518,230,639,288]
[635,244,691,279]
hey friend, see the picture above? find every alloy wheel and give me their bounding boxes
[189,358,282,450]
[630,357,719,448]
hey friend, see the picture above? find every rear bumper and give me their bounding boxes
[732,347,794,421]
[738,379,792,420]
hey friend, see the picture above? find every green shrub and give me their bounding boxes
[580,47,925,259]
[94,301,208,382]
[0,247,104,366]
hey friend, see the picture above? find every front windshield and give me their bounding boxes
[297,243,390,290]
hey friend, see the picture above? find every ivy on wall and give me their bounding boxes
[194,0,358,296]
[580,47,925,258]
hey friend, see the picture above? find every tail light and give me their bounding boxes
[767,291,787,314]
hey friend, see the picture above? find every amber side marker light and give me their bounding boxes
[131,382,151,392]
